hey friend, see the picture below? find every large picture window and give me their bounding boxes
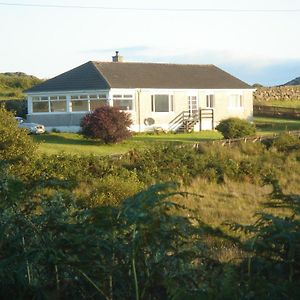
[113,94,133,110]
[32,96,67,113]
[31,93,108,113]
[32,96,49,112]
[151,95,174,112]
[70,94,108,112]
[50,96,67,112]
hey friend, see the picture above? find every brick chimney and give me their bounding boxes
[112,51,124,62]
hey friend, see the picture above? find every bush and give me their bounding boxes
[216,118,256,139]
[80,106,132,144]
[0,107,36,166]
[272,132,300,152]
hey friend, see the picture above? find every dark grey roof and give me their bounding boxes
[25,62,109,92]
[26,61,251,93]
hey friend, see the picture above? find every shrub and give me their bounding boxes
[80,106,133,144]
[0,107,36,166]
[272,132,300,152]
[216,118,256,139]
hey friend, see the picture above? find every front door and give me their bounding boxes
[188,95,198,116]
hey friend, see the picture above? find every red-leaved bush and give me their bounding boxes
[80,106,133,144]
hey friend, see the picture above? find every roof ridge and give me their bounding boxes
[90,61,112,88]
[92,60,215,67]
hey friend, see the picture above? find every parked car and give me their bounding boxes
[15,117,45,134]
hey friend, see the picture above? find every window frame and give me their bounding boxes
[151,94,174,113]
[112,94,134,111]
[229,94,244,109]
[206,94,215,108]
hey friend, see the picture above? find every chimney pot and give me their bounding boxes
[112,51,124,62]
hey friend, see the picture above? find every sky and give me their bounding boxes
[0,0,299,86]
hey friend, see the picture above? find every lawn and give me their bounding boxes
[254,116,300,134]
[32,116,300,155]
[254,99,300,108]
[32,130,222,156]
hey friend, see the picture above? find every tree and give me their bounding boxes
[0,107,36,165]
[81,106,133,144]
[215,118,256,139]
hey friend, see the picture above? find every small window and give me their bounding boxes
[229,95,243,108]
[41,96,48,101]
[151,95,174,112]
[113,99,133,110]
[206,95,215,108]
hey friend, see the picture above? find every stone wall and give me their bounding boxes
[254,86,300,102]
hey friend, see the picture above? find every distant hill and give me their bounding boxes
[283,77,300,86]
[0,72,43,100]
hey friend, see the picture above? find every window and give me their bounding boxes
[32,96,49,112]
[229,94,243,108]
[206,95,215,108]
[31,93,109,113]
[113,94,133,110]
[151,95,174,112]
[71,95,89,112]
[50,96,67,112]
[70,94,108,112]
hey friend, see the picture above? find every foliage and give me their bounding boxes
[228,178,300,299]
[272,132,300,152]
[0,72,42,100]
[216,118,256,139]
[0,174,218,299]
[0,99,27,117]
[0,107,36,171]
[81,106,133,144]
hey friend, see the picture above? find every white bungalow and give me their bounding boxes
[25,52,254,132]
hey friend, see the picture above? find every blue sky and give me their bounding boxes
[0,0,299,86]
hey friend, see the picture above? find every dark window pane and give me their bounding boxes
[33,101,48,112]
[155,95,169,112]
[113,99,132,110]
[71,100,89,112]
[90,100,107,111]
[50,101,67,112]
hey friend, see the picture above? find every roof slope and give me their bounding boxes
[93,62,251,89]
[26,61,251,93]
[26,62,109,92]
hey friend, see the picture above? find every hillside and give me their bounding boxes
[283,76,300,86]
[0,72,43,100]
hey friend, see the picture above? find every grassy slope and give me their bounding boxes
[0,72,42,100]
[32,117,300,155]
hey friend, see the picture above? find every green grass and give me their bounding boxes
[32,117,300,156]
[254,116,300,134]
[32,131,222,156]
[254,99,300,108]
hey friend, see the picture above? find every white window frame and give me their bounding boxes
[112,93,134,111]
[29,92,109,114]
[229,94,244,109]
[151,94,174,113]
[205,94,215,108]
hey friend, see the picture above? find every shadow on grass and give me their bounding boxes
[33,134,103,146]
